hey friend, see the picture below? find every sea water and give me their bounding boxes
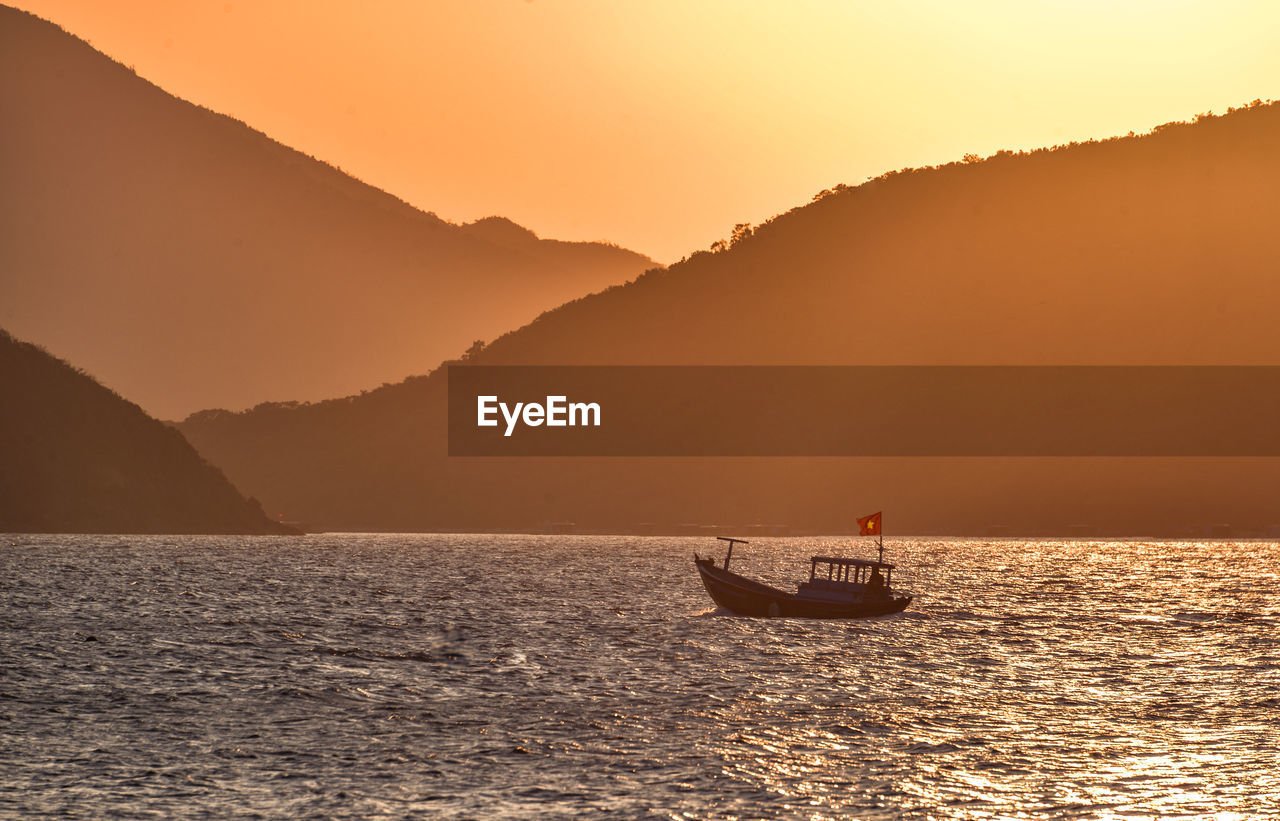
[1,534,1277,819]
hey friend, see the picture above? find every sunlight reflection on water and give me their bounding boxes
[1,534,1277,819]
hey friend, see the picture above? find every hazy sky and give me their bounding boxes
[16,1,1280,262]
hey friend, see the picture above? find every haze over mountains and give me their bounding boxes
[179,102,1280,535]
[0,5,655,420]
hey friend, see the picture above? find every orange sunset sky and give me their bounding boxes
[15,0,1280,263]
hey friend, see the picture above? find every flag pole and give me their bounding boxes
[858,511,885,563]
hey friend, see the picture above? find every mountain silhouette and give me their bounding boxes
[0,328,292,534]
[177,101,1280,535]
[0,5,656,420]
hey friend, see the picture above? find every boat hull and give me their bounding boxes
[696,559,911,619]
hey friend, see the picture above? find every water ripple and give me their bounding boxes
[1,534,1277,818]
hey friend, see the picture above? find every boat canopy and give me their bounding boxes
[809,555,894,586]
[811,556,894,570]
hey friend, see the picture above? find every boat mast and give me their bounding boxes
[717,536,747,571]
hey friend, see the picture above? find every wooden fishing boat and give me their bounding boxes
[694,536,911,618]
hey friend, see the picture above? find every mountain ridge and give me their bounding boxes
[0,4,656,419]
[178,100,1280,535]
[0,327,293,534]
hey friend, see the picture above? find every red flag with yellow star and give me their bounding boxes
[857,511,882,537]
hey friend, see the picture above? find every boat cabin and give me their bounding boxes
[795,556,894,602]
